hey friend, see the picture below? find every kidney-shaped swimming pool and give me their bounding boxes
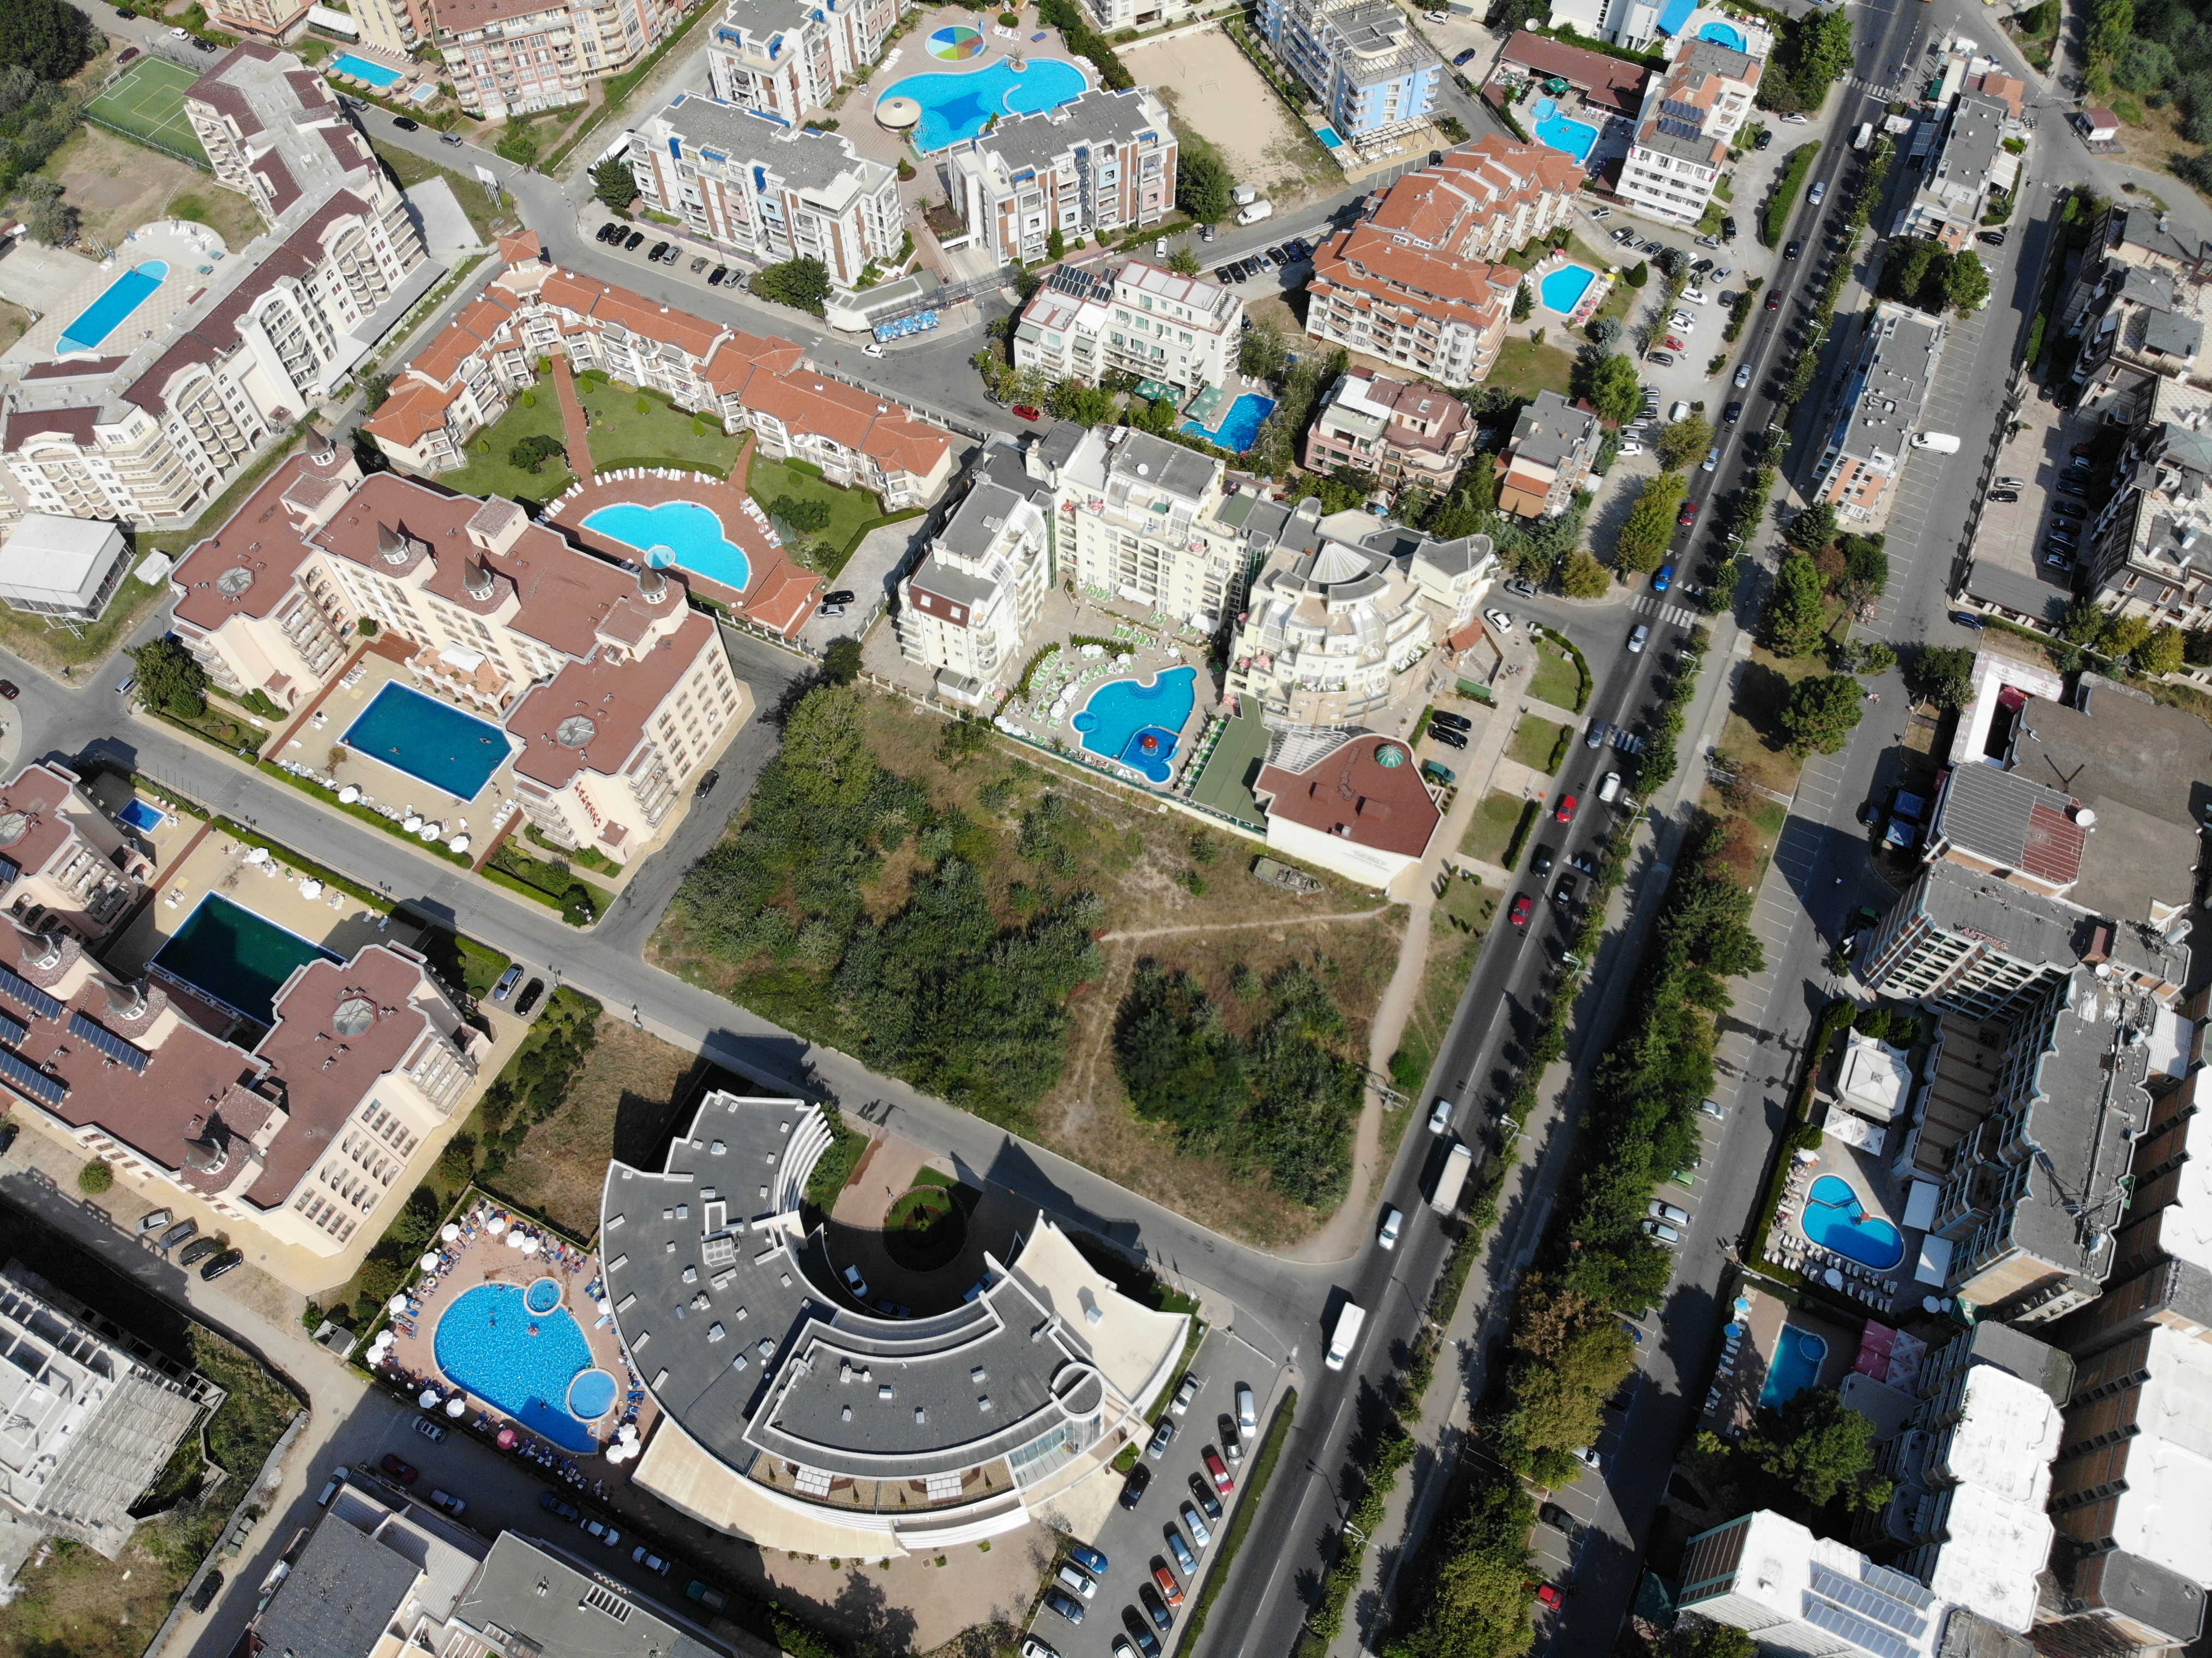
[435,1282,604,1452]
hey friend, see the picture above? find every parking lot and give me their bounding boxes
[1024,1332,1283,1658]
[1973,389,2106,590]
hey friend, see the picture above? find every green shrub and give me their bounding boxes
[77,1161,113,1195]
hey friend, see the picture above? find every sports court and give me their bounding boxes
[85,57,208,166]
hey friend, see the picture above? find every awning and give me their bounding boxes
[1902,1179,1940,1231]
[1915,1235,1955,1285]
[1134,378,1178,404]
[1186,384,1226,424]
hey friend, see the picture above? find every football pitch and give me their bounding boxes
[84,57,208,166]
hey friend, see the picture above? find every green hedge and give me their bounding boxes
[1184,1393,1294,1645]
[1499,798,1540,870]
[255,763,477,866]
[1762,143,1820,246]
[1535,627,1594,712]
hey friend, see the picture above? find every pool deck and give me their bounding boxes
[1702,1286,1860,1437]
[377,1198,659,1488]
[3,221,230,368]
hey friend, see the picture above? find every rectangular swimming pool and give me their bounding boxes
[332,52,403,87]
[151,893,341,1027]
[341,681,513,801]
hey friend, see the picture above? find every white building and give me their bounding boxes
[0,515,132,620]
[630,92,904,290]
[1013,260,1245,396]
[948,88,1178,266]
[705,0,905,123]
[1680,1510,1952,1658]
[434,0,689,119]
[1042,426,1249,631]
[893,478,1050,692]
[1616,31,1765,227]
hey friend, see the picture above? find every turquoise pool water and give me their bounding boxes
[1802,1173,1906,1270]
[1318,126,1344,149]
[525,1276,562,1314]
[1531,97,1600,164]
[151,893,341,1027]
[435,1283,601,1452]
[1761,1324,1828,1408]
[879,58,1088,151]
[119,799,166,833]
[583,500,752,594]
[341,681,513,801]
[59,262,167,353]
[568,1368,620,1420]
[1182,393,1276,454]
[1073,666,1197,783]
[1540,263,1598,314]
[332,52,402,86]
[1698,21,1747,49]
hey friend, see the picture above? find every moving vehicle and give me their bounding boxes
[1325,1302,1367,1372]
[1725,400,1744,424]
[1013,405,1043,422]
[861,342,884,358]
[1553,872,1581,910]
[1584,720,1609,752]
[1653,563,1674,592]
[1853,121,1874,149]
[1431,1141,1474,1215]
[431,1490,468,1516]
[380,1454,419,1486]
[1628,624,1651,654]
[1702,446,1719,472]
[1676,501,1699,527]
[1785,240,1801,260]
[1235,200,1275,226]
[1510,893,1534,930]
[1912,431,1962,452]
[1734,362,1753,389]
[1171,1373,1201,1416]
[1378,1205,1403,1249]
[1766,292,1782,310]
[0,682,16,700]
[441,132,464,147]
[633,1546,673,1575]
[1808,179,1827,206]
[1555,792,1580,822]
[200,1249,243,1280]
[1428,1096,1454,1134]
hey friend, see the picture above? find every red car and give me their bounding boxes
[1152,1561,1185,1606]
[1765,292,1781,310]
[380,1453,419,1486]
[1534,1584,1565,1609]
[1013,404,1044,422]
[1510,893,1534,930]
[1676,500,1700,527]
[1555,794,1579,824]
[0,681,17,700]
[1203,1447,1234,1494]
[2071,442,2094,458]
[1663,335,1687,352]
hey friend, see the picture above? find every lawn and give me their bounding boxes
[436,374,578,503]
[1508,714,1572,773]
[379,146,506,243]
[885,1169,981,1271]
[1486,336,1578,400]
[576,376,743,474]
[1528,639,1585,712]
[1459,790,1530,864]
[1714,645,1830,800]
[165,184,262,253]
[748,454,888,578]
[1389,872,1495,1107]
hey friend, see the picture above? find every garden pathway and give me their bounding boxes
[1096,906,1392,942]
[550,356,595,482]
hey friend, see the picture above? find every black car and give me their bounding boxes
[514,978,547,1016]
[647,241,671,261]
[538,1492,582,1522]
[1139,1583,1174,1634]
[624,230,645,250]
[1979,228,2007,247]
[1720,216,1738,239]
[1122,1612,1163,1657]
[1430,708,1472,732]
[1530,844,1555,876]
[823,589,857,605]
[1988,489,2019,503]
[2054,478,2090,499]
[1753,129,1772,150]
[115,4,137,15]
[190,1570,225,1614]
[1215,267,1236,283]
[1538,1502,1588,1544]
[179,1237,220,1265]
[1120,1463,1151,1509]
[393,116,420,131]
[0,1123,16,1156]
[596,222,620,243]
[1784,240,1801,260]
[1553,873,1581,910]
[1187,1474,1222,1521]
[1429,725,1468,750]
[696,769,720,796]
[709,266,730,285]
[1724,400,1742,424]
[200,1249,243,1281]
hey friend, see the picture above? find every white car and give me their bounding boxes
[1668,400,1691,423]
[1734,363,1753,388]
[1648,1199,1691,1226]
[1643,1217,1682,1245]
[1482,607,1514,633]
[1181,1501,1213,1546]
[1670,310,1696,330]
[861,342,884,357]
[1619,440,1644,456]
[1700,1097,1726,1120]
[1155,238,1168,258]
[841,1263,869,1300]
[170,25,189,35]
[1702,446,1719,472]
[1171,1373,1201,1416]
[1378,1206,1403,1251]
[1588,206,1612,219]
[1428,1096,1453,1135]
[1781,111,1811,124]
[1680,287,1708,305]
[1573,1445,1603,1470]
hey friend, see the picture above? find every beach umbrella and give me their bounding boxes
[403,815,423,832]
[521,1235,540,1255]
[506,1230,524,1249]
[487,1215,507,1233]
[448,834,470,854]
[419,822,442,840]
[441,1223,461,1242]
[446,1395,467,1417]
[389,1295,408,1314]
[419,1388,441,1409]
[419,1252,441,1271]
[338,785,360,804]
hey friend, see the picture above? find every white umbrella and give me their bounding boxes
[419,1252,441,1271]
[487,1216,508,1234]
[448,834,471,854]
[520,1235,540,1255]
[419,1388,441,1409]
[445,1395,467,1417]
[506,1230,524,1249]
[338,785,360,804]
[404,815,423,832]
[389,1295,409,1314]
[300,879,323,898]
[441,1223,461,1242]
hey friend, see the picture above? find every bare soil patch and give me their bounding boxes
[43,123,205,252]
[1121,29,1326,203]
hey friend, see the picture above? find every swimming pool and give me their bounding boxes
[1698,21,1748,50]
[582,500,752,594]
[434,1283,602,1453]
[525,1276,563,1314]
[1073,666,1197,783]
[58,262,167,353]
[1531,97,1600,165]
[1540,263,1599,314]
[331,52,403,87]
[1801,1173,1906,1270]
[151,893,342,1027]
[1318,126,1344,149]
[568,1368,620,1420]
[1182,394,1276,454]
[927,23,985,59]
[1760,1324,1828,1408]
[341,681,513,801]
[877,58,1088,151]
[119,798,167,833]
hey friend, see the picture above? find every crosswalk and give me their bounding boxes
[1846,76,1901,99]
[1628,594,1704,628]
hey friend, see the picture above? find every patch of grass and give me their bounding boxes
[1507,714,1572,773]
[1484,336,1578,400]
[378,146,504,243]
[1716,646,1830,800]
[748,455,887,575]
[1527,640,1586,712]
[1459,790,1530,865]
[1390,874,1494,1106]
[576,375,742,474]
[1184,1386,1296,1645]
[164,185,259,250]
[883,1179,978,1272]
[436,373,576,502]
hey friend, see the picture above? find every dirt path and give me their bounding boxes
[1098,905,1393,942]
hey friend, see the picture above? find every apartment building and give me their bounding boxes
[364,239,953,509]
[2061,206,2212,423]
[1496,388,1603,518]
[346,0,436,57]
[1901,89,2015,251]
[2073,382,2212,635]
[1012,261,1245,397]
[437,0,687,119]
[208,0,312,43]
[1255,0,1440,141]
[1041,426,1252,630]
[893,478,1050,691]
[0,1265,215,1558]
[1305,137,1579,385]
[0,763,154,941]
[1081,0,1195,29]
[705,0,903,122]
[1617,34,1764,226]
[1680,1509,1956,1658]
[630,92,904,290]
[1251,731,1441,888]
[1228,516,1493,726]
[0,45,431,534]
[1806,302,1947,521]
[947,88,1177,265]
[1302,373,1473,508]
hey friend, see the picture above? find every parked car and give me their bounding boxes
[585,1517,621,1546]
[1980,228,2007,246]
[178,1237,220,1265]
[1187,1474,1222,1520]
[1121,1463,1151,1509]
[1180,1501,1213,1546]
[1203,1447,1234,1493]
[1539,1503,1588,1544]
[1170,1373,1201,1417]
[1700,1096,1726,1120]
[191,1570,225,1613]
[1648,351,1675,367]
[709,266,731,285]
[1068,1542,1111,1577]
[514,978,546,1014]
[393,116,420,130]
[1165,1527,1197,1575]
[597,222,621,242]
[158,1220,197,1251]
[690,255,710,273]
[1453,45,1478,62]
[1043,1588,1085,1625]
[1012,404,1043,422]
[623,230,645,250]
[1138,1583,1173,1633]
[1989,488,2019,502]
[1429,725,1467,750]
[1649,1199,1691,1225]
[1642,1217,1681,1245]
[1146,1418,1177,1461]
[137,1208,173,1236]
[1151,1561,1185,1607]
[413,1416,448,1442]
[492,964,524,1000]
[431,1490,468,1516]
[1378,1205,1403,1249]
[1430,708,1472,732]
[1120,1625,1160,1658]
[1056,1563,1097,1600]
[0,681,17,700]
[689,1581,732,1613]
[440,131,464,146]
[1950,611,1986,629]
[539,1493,581,1522]
[380,1454,419,1486]
[633,1546,673,1576]
[200,1249,243,1280]
[1219,1414,1243,1462]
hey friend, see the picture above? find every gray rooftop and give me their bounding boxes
[2143,306,2205,358]
[1826,303,1944,472]
[1105,428,1218,503]
[966,87,1169,176]
[450,1533,730,1658]
[2061,1544,2210,1646]
[2108,202,2212,271]
[1031,422,1085,474]
[1913,860,2090,970]
[1931,90,2008,199]
[1958,1320,2075,1407]
[1930,762,2083,887]
[251,1507,423,1658]
[658,91,883,197]
[1325,0,1440,87]
[936,480,1029,563]
[1962,559,2072,625]
[1505,389,1599,471]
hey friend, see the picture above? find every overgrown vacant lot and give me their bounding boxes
[652,685,1402,1245]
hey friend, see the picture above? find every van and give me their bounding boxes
[1236,200,1275,226]
[1236,1383,1257,1432]
[1598,771,1624,803]
[1430,1140,1474,1215]
[1668,400,1691,423]
[1909,431,1961,452]
[1325,1302,1366,1371]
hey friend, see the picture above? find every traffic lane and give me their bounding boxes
[345,100,526,189]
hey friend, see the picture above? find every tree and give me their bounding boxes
[822,636,863,684]
[1168,246,1202,277]
[591,157,636,213]
[752,257,833,317]
[2138,623,2186,677]
[1624,260,1649,288]
[1653,245,1688,285]
[1762,551,1829,657]
[1177,148,1234,224]
[1839,533,1888,604]
[771,494,832,532]
[76,1159,112,1195]
[19,177,73,247]
[0,0,97,81]
[1658,413,1713,472]
[1561,548,1612,597]
[1662,1621,1760,1658]
[435,1133,477,1188]
[508,433,566,474]
[1240,319,1289,380]
[1780,673,1865,755]
[780,683,877,808]
[131,637,210,718]
[1945,249,1992,313]
[1313,465,1379,513]
[1784,500,1837,553]
[1745,1386,1892,1512]
[1909,644,1977,708]
[1613,473,1686,573]
[1577,351,1643,425]
[1511,279,1534,322]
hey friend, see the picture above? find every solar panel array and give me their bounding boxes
[1657,116,1707,142]
[0,1047,65,1108]
[0,963,62,1020]
[0,1012,26,1050]
[1862,1565,1936,1610]
[1808,1564,1931,1641]
[1802,1597,1917,1658]
[69,1012,147,1074]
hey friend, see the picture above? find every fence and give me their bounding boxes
[82,110,209,170]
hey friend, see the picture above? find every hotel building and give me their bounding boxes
[704,0,904,122]
[0,763,153,942]
[1616,33,1764,227]
[0,45,432,534]
[1012,260,1244,398]
[630,93,904,290]
[435,0,689,120]
[1301,373,1474,508]
[947,89,1178,266]
[893,477,1050,693]
[1038,426,1251,632]
[1496,389,1603,519]
[1254,0,1441,142]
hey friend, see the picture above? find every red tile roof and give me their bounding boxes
[508,611,719,788]
[1254,736,1439,858]
[170,455,321,628]
[1498,32,1651,113]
